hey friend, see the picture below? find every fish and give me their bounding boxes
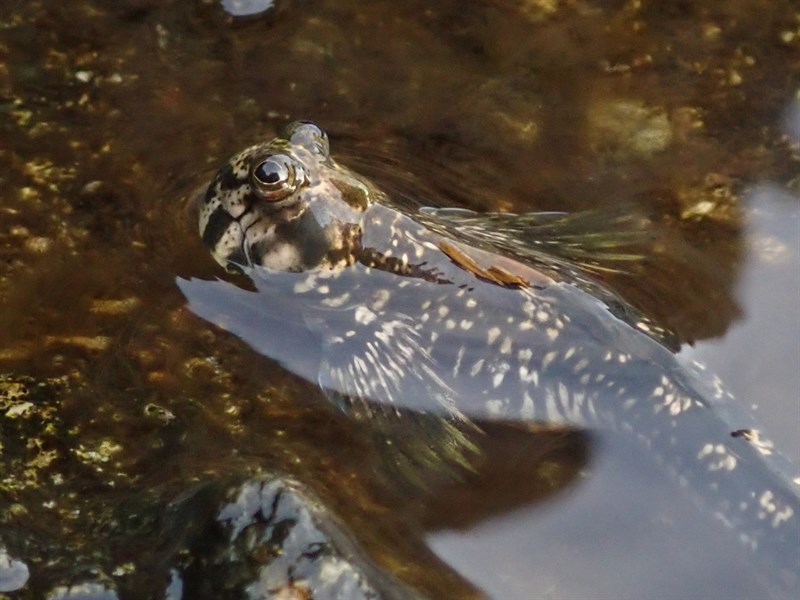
[177,121,800,587]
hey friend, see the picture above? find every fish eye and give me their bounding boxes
[251,153,304,200]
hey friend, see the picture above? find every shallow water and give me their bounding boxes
[1,0,798,598]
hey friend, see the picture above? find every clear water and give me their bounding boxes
[0,1,798,597]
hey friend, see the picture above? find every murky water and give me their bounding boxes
[1,1,798,598]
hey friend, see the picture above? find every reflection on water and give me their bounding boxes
[429,434,769,599]
[684,187,800,462]
[0,0,798,597]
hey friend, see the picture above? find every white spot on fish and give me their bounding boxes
[370,289,391,310]
[293,274,317,294]
[470,358,484,377]
[452,345,465,377]
[355,306,376,325]
[544,388,561,422]
[772,505,794,527]
[492,371,506,388]
[322,292,351,307]
[486,398,504,415]
[573,358,589,373]
[520,391,535,419]
[519,365,539,385]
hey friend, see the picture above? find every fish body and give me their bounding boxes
[179,122,800,584]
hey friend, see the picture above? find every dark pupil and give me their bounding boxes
[255,159,287,186]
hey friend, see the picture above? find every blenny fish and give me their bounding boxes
[177,122,800,585]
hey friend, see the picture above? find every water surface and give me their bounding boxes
[0,1,798,598]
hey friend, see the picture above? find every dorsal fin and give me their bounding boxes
[438,239,554,289]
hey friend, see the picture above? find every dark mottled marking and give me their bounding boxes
[201,205,236,249]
